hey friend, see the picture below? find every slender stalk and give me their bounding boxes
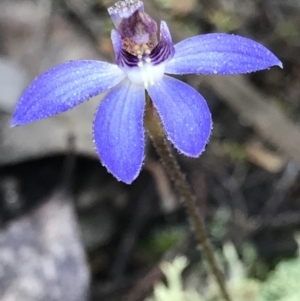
[145,97,231,301]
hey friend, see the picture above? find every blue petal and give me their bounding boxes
[12,60,126,126]
[93,80,145,184]
[149,21,175,65]
[165,33,282,75]
[160,21,173,46]
[111,29,140,68]
[111,29,122,62]
[147,76,212,157]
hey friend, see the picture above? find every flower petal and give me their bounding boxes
[111,29,140,68]
[147,76,212,156]
[165,33,282,75]
[93,79,145,184]
[160,21,173,46]
[149,21,175,65]
[111,29,123,62]
[113,21,174,69]
[12,60,126,126]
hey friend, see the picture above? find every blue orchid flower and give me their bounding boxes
[12,0,282,184]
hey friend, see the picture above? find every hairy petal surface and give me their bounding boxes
[12,60,126,126]
[147,76,212,156]
[94,80,145,184]
[165,33,282,75]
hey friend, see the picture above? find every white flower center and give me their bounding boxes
[126,59,166,89]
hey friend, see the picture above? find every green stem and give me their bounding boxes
[145,97,231,301]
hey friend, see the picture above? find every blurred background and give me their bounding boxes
[0,0,300,300]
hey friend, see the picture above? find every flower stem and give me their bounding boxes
[145,97,231,301]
